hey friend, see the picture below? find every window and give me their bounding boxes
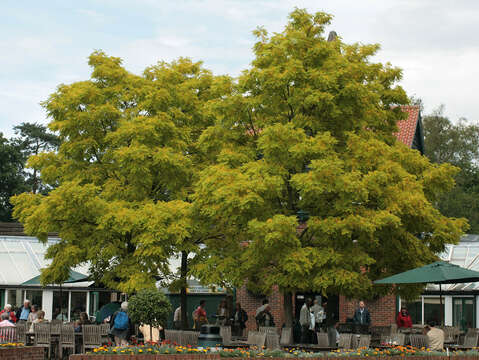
[453,298,475,331]
[424,297,444,325]
[70,292,87,321]
[7,289,25,309]
[25,290,42,309]
[403,298,422,324]
[52,291,68,321]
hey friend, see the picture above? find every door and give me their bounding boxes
[453,298,475,331]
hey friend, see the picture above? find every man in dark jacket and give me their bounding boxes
[352,301,371,326]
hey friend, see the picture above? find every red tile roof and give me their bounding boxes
[395,105,420,148]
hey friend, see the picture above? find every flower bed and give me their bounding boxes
[69,345,479,359]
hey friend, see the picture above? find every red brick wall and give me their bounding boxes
[236,285,284,331]
[0,346,44,360]
[339,294,397,326]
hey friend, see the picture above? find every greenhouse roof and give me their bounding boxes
[0,235,91,287]
[426,235,479,291]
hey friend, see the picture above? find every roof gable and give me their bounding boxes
[395,105,421,150]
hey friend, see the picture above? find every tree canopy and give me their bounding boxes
[423,106,479,233]
[11,52,231,290]
[191,9,467,319]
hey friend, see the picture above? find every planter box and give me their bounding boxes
[0,346,45,360]
[69,356,479,360]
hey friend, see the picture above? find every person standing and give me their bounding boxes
[216,300,229,326]
[232,303,248,336]
[255,299,269,329]
[193,300,208,330]
[299,299,312,343]
[173,306,182,329]
[310,299,325,332]
[16,300,31,322]
[352,301,371,326]
[110,302,131,347]
[396,306,412,328]
[257,304,274,327]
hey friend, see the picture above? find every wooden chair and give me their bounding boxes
[461,333,478,348]
[33,323,52,359]
[83,325,101,353]
[220,326,233,345]
[246,331,266,348]
[15,322,27,344]
[381,333,406,346]
[316,332,329,347]
[338,333,353,349]
[358,334,371,348]
[165,329,181,345]
[259,326,278,334]
[0,327,16,343]
[265,333,280,349]
[410,334,428,348]
[180,330,199,346]
[280,327,293,346]
[50,321,61,335]
[99,323,110,345]
[59,324,75,359]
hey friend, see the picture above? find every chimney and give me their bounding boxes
[327,31,338,42]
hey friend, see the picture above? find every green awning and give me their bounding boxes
[21,269,89,286]
[374,261,479,285]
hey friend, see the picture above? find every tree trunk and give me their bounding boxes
[283,291,293,328]
[150,325,153,343]
[32,168,38,194]
[180,250,188,330]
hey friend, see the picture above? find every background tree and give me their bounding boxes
[0,133,27,221]
[12,122,60,194]
[128,288,172,342]
[192,9,467,325]
[423,105,479,232]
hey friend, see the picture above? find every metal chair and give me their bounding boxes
[316,332,329,347]
[338,333,353,349]
[33,323,52,359]
[82,325,101,353]
[59,324,75,359]
[280,327,293,346]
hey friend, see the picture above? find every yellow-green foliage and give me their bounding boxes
[191,9,468,299]
[11,52,231,293]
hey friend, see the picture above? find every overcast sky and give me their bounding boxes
[1,0,478,137]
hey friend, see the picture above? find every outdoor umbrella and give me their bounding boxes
[374,261,479,325]
[21,269,89,321]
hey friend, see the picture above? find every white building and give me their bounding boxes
[0,223,120,321]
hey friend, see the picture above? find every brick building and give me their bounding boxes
[236,105,425,330]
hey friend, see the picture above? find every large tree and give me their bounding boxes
[12,122,60,194]
[0,133,27,221]
[11,51,230,322]
[191,9,467,325]
[423,106,479,232]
